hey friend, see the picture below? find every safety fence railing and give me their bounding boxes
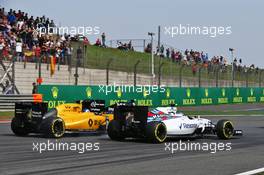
[0,41,262,94]
[0,94,34,111]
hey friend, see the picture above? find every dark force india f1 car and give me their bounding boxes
[107,103,243,143]
[11,100,113,138]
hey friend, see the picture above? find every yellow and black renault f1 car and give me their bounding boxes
[11,100,113,138]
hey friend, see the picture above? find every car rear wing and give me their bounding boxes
[15,102,48,124]
[113,104,149,127]
[15,102,33,118]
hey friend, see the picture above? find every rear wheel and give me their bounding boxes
[146,122,167,143]
[11,117,29,136]
[41,117,65,138]
[107,120,125,141]
[216,120,234,139]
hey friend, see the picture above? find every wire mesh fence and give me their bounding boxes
[0,40,262,94]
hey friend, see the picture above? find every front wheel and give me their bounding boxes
[11,117,30,136]
[146,122,167,143]
[216,120,234,139]
[41,117,65,138]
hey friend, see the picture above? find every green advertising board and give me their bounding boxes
[37,85,264,109]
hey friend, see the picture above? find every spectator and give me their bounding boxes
[171,49,175,61]
[32,82,37,94]
[7,11,16,25]
[160,45,164,57]
[156,46,159,54]
[16,39,22,61]
[95,38,101,46]
[166,48,170,58]
[83,36,89,54]
[144,43,151,53]
[128,40,132,50]
[101,32,106,47]
[33,44,41,62]
[66,44,73,66]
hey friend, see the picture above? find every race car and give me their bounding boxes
[107,102,243,143]
[11,100,113,138]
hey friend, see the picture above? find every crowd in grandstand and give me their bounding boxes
[0,7,84,65]
[144,43,230,75]
[0,7,259,77]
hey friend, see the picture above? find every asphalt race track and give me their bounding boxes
[0,116,264,175]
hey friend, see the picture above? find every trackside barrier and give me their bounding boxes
[37,85,264,109]
[0,94,42,111]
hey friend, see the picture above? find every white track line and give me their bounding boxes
[223,107,264,112]
[234,167,264,175]
[199,115,264,117]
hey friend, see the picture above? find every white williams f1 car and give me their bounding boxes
[107,103,243,143]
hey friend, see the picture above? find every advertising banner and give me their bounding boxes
[37,85,264,108]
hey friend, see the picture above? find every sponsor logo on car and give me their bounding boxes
[179,123,197,129]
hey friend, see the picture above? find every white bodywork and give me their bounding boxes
[148,107,213,136]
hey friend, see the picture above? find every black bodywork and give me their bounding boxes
[113,103,149,138]
[14,102,49,133]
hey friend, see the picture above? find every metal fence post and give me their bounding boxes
[158,63,165,87]
[38,56,42,85]
[0,60,19,94]
[35,57,38,70]
[57,57,60,71]
[259,70,263,87]
[12,57,15,94]
[83,42,85,74]
[23,57,26,69]
[246,71,249,87]
[143,39,146,52]
[106,58,113,85]
[179,64,184,87]
[198,67,202,87]
[134,60,140,86]
[74,61,79,85]
[216,66,219,87]
[47,55,49,70]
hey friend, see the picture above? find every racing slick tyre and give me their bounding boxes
[216,119,234,139]
[11,117,30,136]
[146,121,167,143]
[41,117,65,138]
[107,120,125,141]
